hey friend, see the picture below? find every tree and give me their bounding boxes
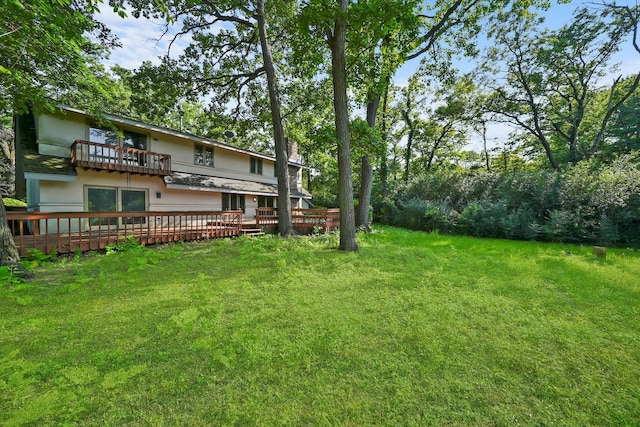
[397,75,428,182]
[327,0,359,251]
[1,0,120,114]
[350,10,421,230]
[483,6,640,168]
[256,0,293,235]
[352,0,554,229]
[603,77,640,159]
[120,0,297,236]
[0,200,19,266]
[1,0,120,266]
[0,120,15,197]
[423,76,481,171]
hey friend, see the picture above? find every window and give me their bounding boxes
[86,186,147,227]
[88,124,148,165]
[89,125,119,146]
[87,187,117,227]
[222,193,245,212]
[250,157,263,174]
[123,130,147,150]
[258,196,276,208]
[89,124,147,149]
[195,143,214,166]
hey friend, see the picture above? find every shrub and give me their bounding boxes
[387,158,640,245]
[2,198,27,208]
[458,200,509,238]
[424,200,457,234]
[395,198,430,231]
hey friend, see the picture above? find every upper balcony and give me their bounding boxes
[71,140,171,176]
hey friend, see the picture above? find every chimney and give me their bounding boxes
[287,138,299,163]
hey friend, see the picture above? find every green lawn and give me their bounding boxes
[2,226,639,426]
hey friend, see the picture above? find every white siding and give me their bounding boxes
[31,109,306,221]
[36,111,86,157]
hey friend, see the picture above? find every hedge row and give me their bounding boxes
[376,154,640,245]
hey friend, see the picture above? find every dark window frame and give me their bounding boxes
[250,157,263,175]
[222,193,245,212]
[88,123,148,150]
[195,143,214,167]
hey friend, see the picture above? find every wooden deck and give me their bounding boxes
[71,140,172,176]
[7,210,242,256]
[7,208,341,256]
[255,208,340,234]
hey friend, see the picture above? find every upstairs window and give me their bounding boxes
[89,125,147,149]
[195,143,214,166]
[123,130,147,150]
[89,125,118,146]
[250,157,263,174]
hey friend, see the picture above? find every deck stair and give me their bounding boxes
[240,228,265,236]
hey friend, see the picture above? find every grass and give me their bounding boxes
[1,226,639,426]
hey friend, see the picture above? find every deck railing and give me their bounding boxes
[255,208,340,233]
[7,210,242,256]
[71,140,172,176]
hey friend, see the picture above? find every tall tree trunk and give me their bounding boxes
[481,120,490,171]
[380,86,390,224]
[0,127,15,197]
[257,0,293,236]
[0,199,20,266]
[402,109,414,182]
[328,0,358,252]
[355,92,381,231]
[356,155,372,230]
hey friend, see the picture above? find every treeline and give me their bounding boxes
[374,154,640,245]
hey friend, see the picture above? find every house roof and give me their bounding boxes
[55,105,306,167]
[22,149,76,176]
[164,172,312,199]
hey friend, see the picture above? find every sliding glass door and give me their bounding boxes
[122,189,147,224]
[86,186,147,228]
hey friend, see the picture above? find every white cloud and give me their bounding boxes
[96,5,193,70]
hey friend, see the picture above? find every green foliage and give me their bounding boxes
[0,265,34,305]
[483,5,640,168]
[104,235,142,254]
[2,198,26,208]
[603,77,640,160]
[1,0,121,114]
[385,154,640,245]
[459,200,510,238]
[0,265,23,287]
[23,248,58,269]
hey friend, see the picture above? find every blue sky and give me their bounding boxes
[98,0,640,151]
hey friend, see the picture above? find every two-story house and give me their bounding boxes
[14,106,312,227]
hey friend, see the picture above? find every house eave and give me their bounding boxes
[54,105,303,166]
[163,171,312,199]
[24,172,77,182]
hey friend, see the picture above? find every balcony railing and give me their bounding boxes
[255,208,340,233]
[7,210,242,256]
[71,140,171,176]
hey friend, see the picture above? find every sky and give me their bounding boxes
[97,0,640,151]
